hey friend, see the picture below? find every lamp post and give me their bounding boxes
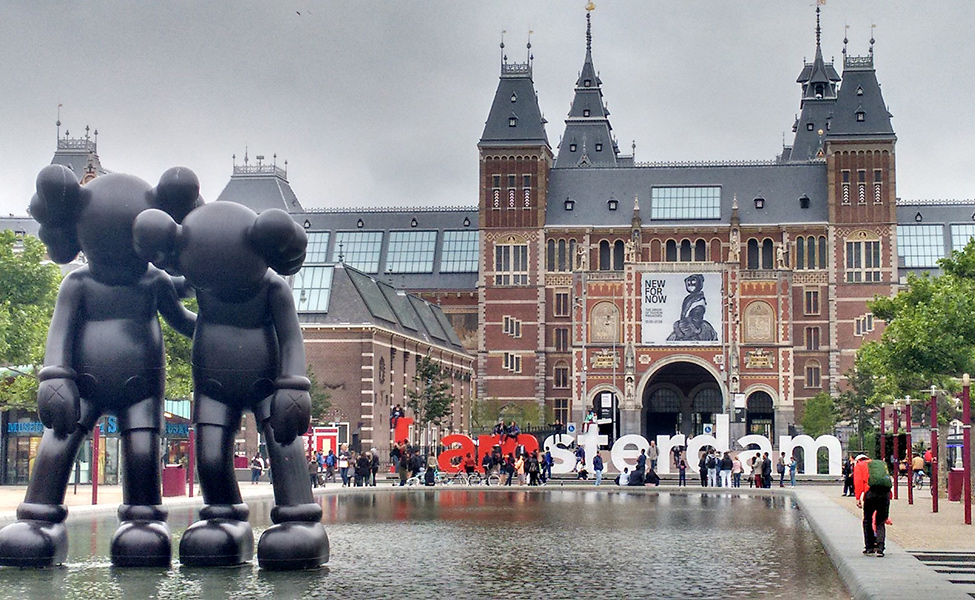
[892,403,900,501]
[931,385,939,514]
[906,396,913,506]
[880,405,886,464]
[964,373,971,525]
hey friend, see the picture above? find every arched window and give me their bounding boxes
[680,240,692,262]
[818,236,827,269]
[613,240,625,270]
[599,240,611,270]
[553,361,569,389]
[805,360,822,388]
[747,239,760,269]
[547,239,556,271]
[695,239,707,261]
[665,240,677,262]
[806,236,816,269]
[558,239,568,271]
[795,237,805,270]
[762,239,774,269]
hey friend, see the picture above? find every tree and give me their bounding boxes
[863,238,975,394]
[0,232,62,411]
[801,392,838,438]
[307,366,332,424]
[160,296,196,400]
[835,367,879,453]
[407,355,453,431]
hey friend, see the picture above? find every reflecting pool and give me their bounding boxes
[0,490,847,599]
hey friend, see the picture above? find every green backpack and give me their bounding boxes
[867,459,892,489]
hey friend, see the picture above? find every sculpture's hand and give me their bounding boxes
[37,377,80,437]
[270,376,312,444]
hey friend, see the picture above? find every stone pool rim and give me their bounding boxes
[0,485,966,600]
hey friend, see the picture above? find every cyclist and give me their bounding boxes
[911,454,925,488]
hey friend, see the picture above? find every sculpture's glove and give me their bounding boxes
[270,376,312,444]
[37,367,79,437]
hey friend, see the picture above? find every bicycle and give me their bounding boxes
[465,471,502,486]
[405,468,453,486]
[913,469,925,490]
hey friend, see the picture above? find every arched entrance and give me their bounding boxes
[746,391,775,438]
[642,361,723,439]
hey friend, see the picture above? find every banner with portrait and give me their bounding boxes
[641,273,723,345]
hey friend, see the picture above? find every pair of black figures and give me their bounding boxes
[0,165,328,570]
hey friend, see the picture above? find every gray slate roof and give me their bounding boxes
[829,54,895,140]
[214,165,303,212]
[479,61,549,149]
[300,263,468,354]
[545,162,828,227]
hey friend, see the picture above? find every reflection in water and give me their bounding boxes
[0,490,846,599]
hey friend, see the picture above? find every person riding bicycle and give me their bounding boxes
[911,454,925,487]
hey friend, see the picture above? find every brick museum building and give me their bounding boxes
[3,9,974,472]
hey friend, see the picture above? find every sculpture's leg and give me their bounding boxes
[111,427,171,567]
[0,427,87,567]
[256,418,329,570]
[179,416,253,567]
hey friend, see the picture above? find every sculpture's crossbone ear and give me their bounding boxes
[250,208,307,276]
[133,208,181,271]
[152,167,203,223]
[29,164,85,264]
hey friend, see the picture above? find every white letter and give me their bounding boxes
[779,435,842,475]
[736,434,773,474]
[655,433,685,475]
[610,434,650,473]
[543,434,577,475]
[577,428,608,472]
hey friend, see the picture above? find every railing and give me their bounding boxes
[57,138,96,152]
[632,158,778,169]
[304,205,476,214]
[233,164,287,178]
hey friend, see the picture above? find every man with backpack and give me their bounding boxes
[706,450,719,487]
[853,454,892,557]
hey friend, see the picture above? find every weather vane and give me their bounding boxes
[586,2,595,12]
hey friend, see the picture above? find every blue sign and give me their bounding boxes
[165,423,190,436]
[7,421,43,435]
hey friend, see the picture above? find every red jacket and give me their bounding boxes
[853,458,872,502]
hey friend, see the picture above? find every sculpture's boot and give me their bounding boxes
[179,503,253,567]
[257,503,329,571]
[111,504,171,567]
[0,503,68,567]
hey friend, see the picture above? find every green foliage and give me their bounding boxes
[407,355,453,428]
[160,297,196,400]
[0,232,61,411]
[307,365,332,423]
[863,238,975,394]
[472,397,505,431]
[801,392,838,438]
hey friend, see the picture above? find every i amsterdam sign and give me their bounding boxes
[436,415,842,476]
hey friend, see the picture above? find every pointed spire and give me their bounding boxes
[585,2,594,55]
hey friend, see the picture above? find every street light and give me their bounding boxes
[931,385,939,513]
[964,373,971,525]
[905,396,913,506]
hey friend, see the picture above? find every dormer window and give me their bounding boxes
[595,143,603,152]
[806,123,814,131]
[569,143,577,152]
[510,92,517,102]
[754,197,765,210]
[564,198,575,211]
[856,86,864,96]
[509,116,518,127]
[608,198,618,211]
[584,79,592,87]
[799,194,810,209]
[856,111,865,122]
[583,109,591,117]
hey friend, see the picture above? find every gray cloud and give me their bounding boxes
[1,0,971,216]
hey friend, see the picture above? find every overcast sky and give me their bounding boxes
[2,1,972,217]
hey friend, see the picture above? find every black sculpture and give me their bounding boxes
[133,201,329,570]
[0,164,200,567]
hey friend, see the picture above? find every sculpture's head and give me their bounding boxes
[29,164,202,280]
[134,201,306,300]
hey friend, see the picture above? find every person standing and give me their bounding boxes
[649,440,659,472]
[338,445,351,487]
[777,452,787,487]
[789,454,798,487]
[719,451,733,488]
[593,452,604,486]
[325,449,337,483]
[752,454,763,489]
[636,449,647,478]
[250,454,264,484]
[706,450,719,487]
[514,453,526,485]
[854,454,892,557]
[542,447,553,483]
[698,452,709,486]
[678,455,688,487]
[761,452,773,488]
[842,454,855,496]
[398,450,410,486]
[731,454,743,488]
